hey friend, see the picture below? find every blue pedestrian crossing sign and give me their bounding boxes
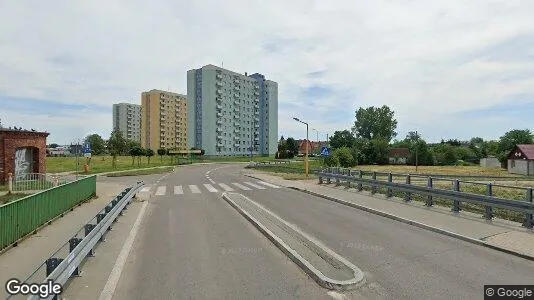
[320,146,331,157]
[83,142,91,158]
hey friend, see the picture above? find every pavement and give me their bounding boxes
[0,174,165,299]
[3,163,534,299]
[243,171,534,260]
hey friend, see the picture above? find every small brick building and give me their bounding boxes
[0,128,49,184]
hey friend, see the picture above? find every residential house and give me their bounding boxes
[507,144,534,176]
[389,148,410,165]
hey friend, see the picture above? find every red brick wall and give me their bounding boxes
[0,131,49,183]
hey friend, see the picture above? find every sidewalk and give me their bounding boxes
[0,182,126,299]
[244,171,534,260]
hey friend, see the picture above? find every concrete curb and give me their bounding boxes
[290,186,534,262]
[222,193,365,291]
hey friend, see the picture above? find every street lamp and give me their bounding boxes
[293,117,309,178]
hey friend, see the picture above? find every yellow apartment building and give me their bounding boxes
[141,89,188,151]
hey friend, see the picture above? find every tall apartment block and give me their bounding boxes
[112,103,141,143]
[187,64,278,156]
[140,89,188,151]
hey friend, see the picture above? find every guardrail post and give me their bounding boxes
[452,180,461,213]
[357,171,363,191]
[346,170,351,188]
[405,175,411,202]
[485,184,494,220]
[371,172,377,194]
[387,173,393,198]
[523,188,533,229]
[46,258,64,277]
[8,173,13,193]
[335,172,340,186]
[426,177,433,207]
[84,224,96,256]
[319,174,323,184]
[69,238,83,276]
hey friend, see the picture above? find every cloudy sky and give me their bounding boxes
[1,0,534,144]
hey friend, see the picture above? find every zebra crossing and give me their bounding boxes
[150,181,280,196]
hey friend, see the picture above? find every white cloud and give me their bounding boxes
[1,0,534,143]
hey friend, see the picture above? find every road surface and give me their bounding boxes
[81,164,534,299]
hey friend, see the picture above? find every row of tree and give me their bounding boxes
[82,129,204,168]
[324,105,533,168]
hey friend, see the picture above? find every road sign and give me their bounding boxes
[83,142,91,158]
[320,146,330,157]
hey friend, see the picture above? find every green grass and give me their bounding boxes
[106,167,175,177]
[46,155,279,174]
[0,193,32,205]
[353,165,520,177]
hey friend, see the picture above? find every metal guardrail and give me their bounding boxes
[7,181,144,300]
[318,168,534,229]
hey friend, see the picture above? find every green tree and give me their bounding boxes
[432,144,457,166]
[351,105,398,142]
[107,130,127,168]
[85,134,106,156]
[369,138,390,165]
[351,138,371,165]
[285,137,299,157]
[324,154,339,167]
[49,143,59,148]
[157,148,166,162]
[125,140,141,156]
[329,130,355,149]
[498,129,533,156]
[333,147,354,168]
[145,149,155,164]
[137,148,146,167]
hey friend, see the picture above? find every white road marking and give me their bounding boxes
[99,200,149,300]
[174,186,183,195]
[189,185,201,194]
[257,181,280,188]
[204,184,218,192]
[244,181,266,189]
[232,182,251,190]
[209,178,216,184]
[140,186,151,192]
[327,291,346,300]
[218,183,234,191]
[155,186,166,196]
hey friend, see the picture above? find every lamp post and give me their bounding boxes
[293,117,309,178]
[415,130,419,172]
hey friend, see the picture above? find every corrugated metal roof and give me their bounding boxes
[517,144,534,160]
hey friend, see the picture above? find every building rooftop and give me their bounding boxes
[509,144,534,160]
[389,148,410,158]
[0,127,49,136]
[143,89,186,97]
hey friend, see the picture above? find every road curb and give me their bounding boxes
[289,186,534,262]
[222,193,366,291]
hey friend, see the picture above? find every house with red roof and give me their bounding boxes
[389,148,410,165]
[507,144,534,176]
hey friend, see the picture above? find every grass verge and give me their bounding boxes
[105,167,175,177]
[0,193,32,205]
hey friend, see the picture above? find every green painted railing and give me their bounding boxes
[0,175,97,252]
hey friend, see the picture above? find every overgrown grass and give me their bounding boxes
[0,193,32,205]
[106,167,175,177]
[353,165,520,177]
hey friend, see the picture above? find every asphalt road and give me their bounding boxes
[112,164,331,299]
[109,164,534,300]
